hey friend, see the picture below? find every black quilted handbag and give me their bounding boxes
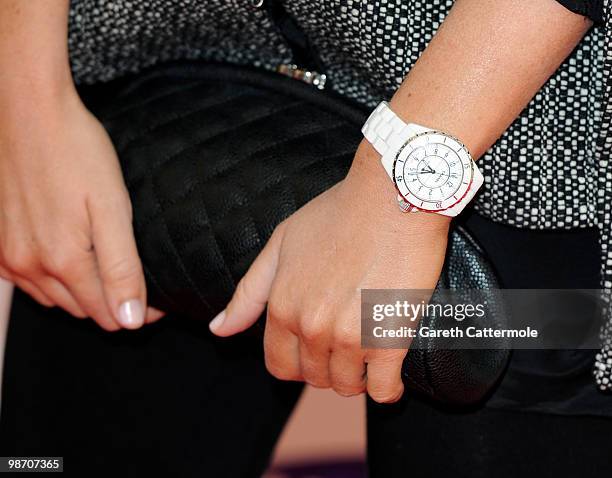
[82,61,509,405]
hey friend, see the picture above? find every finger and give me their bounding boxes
[330,346,367,397]
[298,314,332,388]
[37,275,88,318]
[365,349,408,404]
[210,225,285,337]
[146,307,165,324]
[0,253,55,308]
[264,314,302,382]
[12,276,55,308]
[89,198,147,330]
[330,310,367,396]
[299,340,331,388]
[48,251,121,332]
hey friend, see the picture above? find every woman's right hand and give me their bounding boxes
[0,88,163,331]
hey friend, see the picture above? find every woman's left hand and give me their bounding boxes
[209,142,450,403]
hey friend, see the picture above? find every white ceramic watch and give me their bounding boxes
[362,101,483,217]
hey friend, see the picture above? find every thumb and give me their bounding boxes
[210,225,284,337]
[90,197,147,330]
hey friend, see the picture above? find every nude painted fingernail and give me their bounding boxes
[209,310,226,333]
[117,299,145,329]
[146,307,166,322]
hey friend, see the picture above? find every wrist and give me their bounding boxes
[0,75,81,130]
[1,66,78,114]
[348,140,452,235]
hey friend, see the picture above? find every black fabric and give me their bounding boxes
[368,392,612,478]
[0,293,303,478]
[556,0,604,24]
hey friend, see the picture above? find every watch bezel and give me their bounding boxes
[392,130,474,213]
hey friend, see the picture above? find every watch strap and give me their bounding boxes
[361,102,426,178]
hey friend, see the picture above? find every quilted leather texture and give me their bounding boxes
[410,230,511,403]
[85,62,508,404]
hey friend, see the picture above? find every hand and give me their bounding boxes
[210,143,450,402]
[0,89,163,330]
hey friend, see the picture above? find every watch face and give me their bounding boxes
[393,131,474,212]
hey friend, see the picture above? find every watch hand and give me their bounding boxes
[421,163,434,173]
[404,169,440,175]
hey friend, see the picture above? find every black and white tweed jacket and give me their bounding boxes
[67,0,612,389]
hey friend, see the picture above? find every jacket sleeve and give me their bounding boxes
[555,0,604,24]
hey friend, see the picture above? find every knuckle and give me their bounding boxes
[369,387,404,404]
[265,356,299,381]
[334,327,360,351]
[301,363,329,388]
[332,373,366,397]
[267,300,293,326]
[306,379,330,389]
[4,245,36,274]
[299,304,333,343]
[300,318,326,343]
[371,351,408,369]
[100,258,142,286]
[41,251,79,277]
[335,386,365,397]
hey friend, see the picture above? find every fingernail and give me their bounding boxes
[146,307,166,322]
[117,299,145,329]
[209,310,226,333]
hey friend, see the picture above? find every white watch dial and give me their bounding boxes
[393,131,474,212]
